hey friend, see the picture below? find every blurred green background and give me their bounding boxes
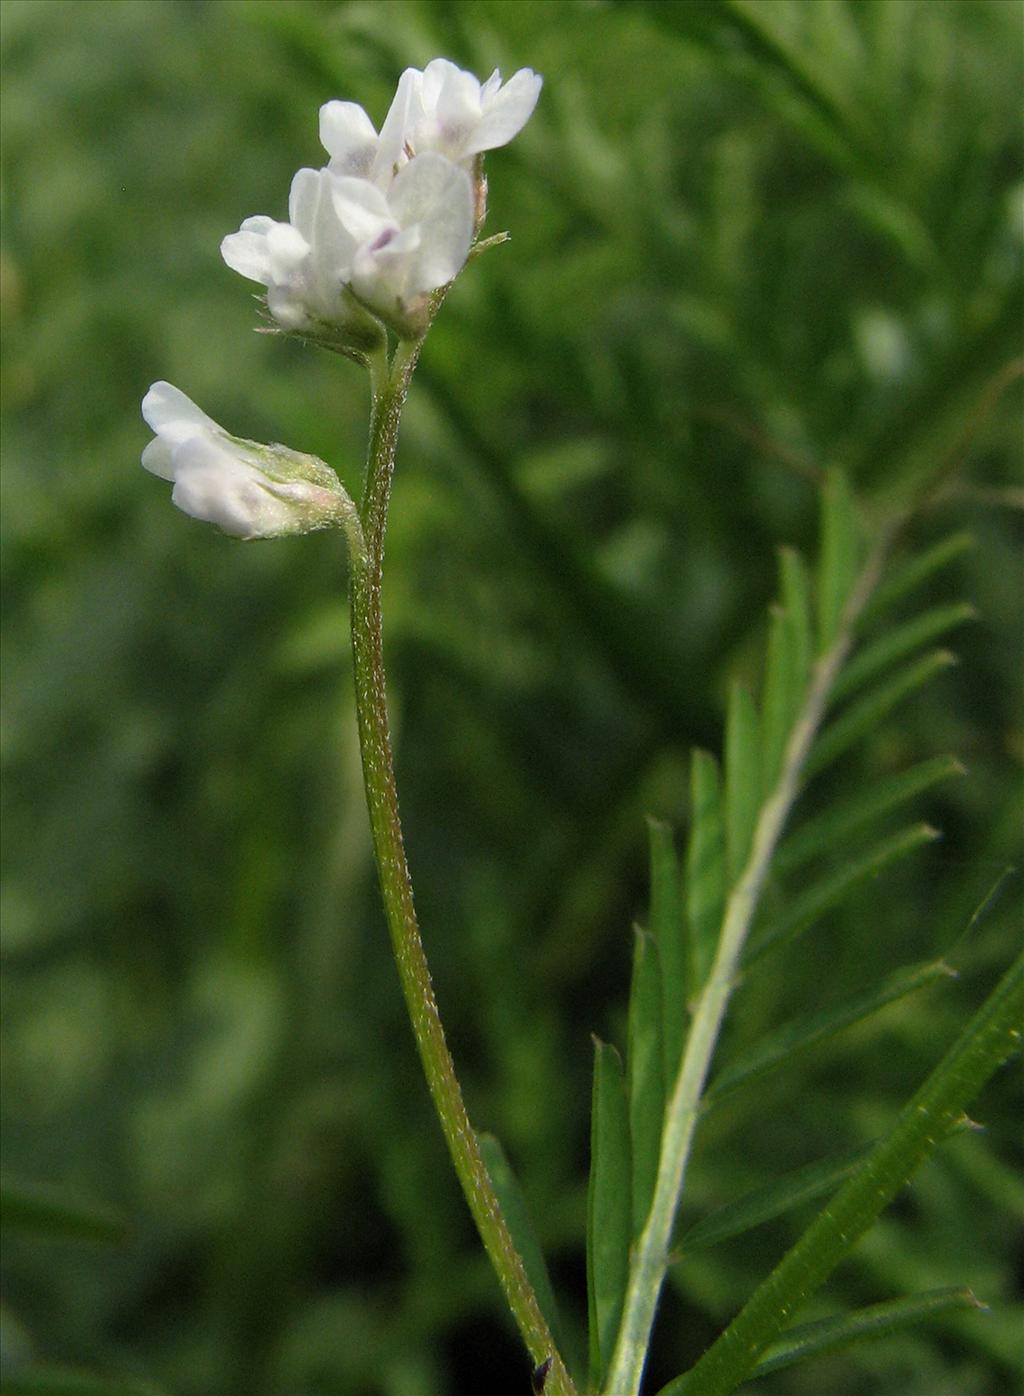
[1,1,1021,1393]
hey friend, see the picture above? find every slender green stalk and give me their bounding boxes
[347,340,577,1396]
[603,542,890,1396]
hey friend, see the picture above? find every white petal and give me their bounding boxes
[266,284,312,332]
[467,69,542,154]
[307,172,357,310]
[265,220,311,279]
[373,68,417,183]
[288,167,322,240]
[221,223,274,284]
[170,436,287,538]
[141,381,220,440]
[330,175,394,244]
[319,100,378,176]
[481,69,503,100]
[420,58,458,111]
[388,153,473,290]
[141,437,176,481]
[352,225,421,301]
[435,65,482,136]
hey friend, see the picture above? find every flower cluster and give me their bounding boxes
[223,58,541,344]
[142,58,540,539]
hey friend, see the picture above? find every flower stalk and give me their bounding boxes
[142,55,556,1386]
[347,338,577,1396]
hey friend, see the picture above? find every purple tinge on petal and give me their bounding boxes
[319,100,378,175]
[369,226,398,254]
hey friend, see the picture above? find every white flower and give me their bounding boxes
[220,168,381,346]
[330,151,473,336]
[222,154,472,340]
[396,59,542,166]
[320,60,542,181]
[141,382,353,539]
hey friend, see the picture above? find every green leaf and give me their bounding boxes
[725,683,761,882]
[681,1140,871,1252]
[860,531,973,625]
[761,608,794,790]
[0,1179,128,1245]
[706,959,955,1105]
[683,1116,975,1255]
[779,548,812,692]
[685,750,725,996]
[831,602,975,705]
[587,1039,632,1389]
[750,1288,983,1378]
[478,1134,564,1354]
[762,549,813,787]
[775,754,964,877]
[815,467,861,653]
[0,1367,167,1396]
[805,650,957,780]
[719,0,870,163]
[659,948,1024,1396]
[748,824,940,964]
[647,817,685,1077]
[627,927,666,1236]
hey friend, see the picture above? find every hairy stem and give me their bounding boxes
[348,341,576,1396]
[603,539,890,1396]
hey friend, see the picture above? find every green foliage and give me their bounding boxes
[626,929,665,1235]
[584,451,1019,1391]
[747,1288,983,1380]
[0,1180,127,1247]
[586,1042,631,1390]
[2,1,1021,1393]
[704,958,956,1107]
[665,949,1024,1395]
[478,1134,565,1356]
[683,751,726,999]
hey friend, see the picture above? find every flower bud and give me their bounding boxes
[141,382,356,540]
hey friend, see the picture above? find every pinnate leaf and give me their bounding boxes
[831,601,974,705]
[805,650,957,781]
[706,958,955,1104]
[776,754,963,876]
[748,823,940,963]
[860,531,973,625]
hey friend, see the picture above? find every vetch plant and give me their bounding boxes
[140,58,1022,1396]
